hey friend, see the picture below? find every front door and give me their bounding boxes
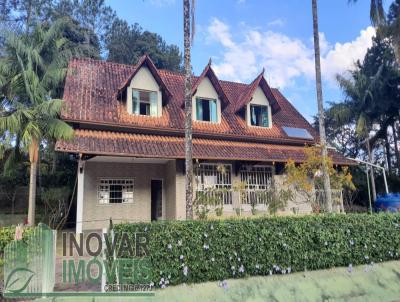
[151,180,163,221]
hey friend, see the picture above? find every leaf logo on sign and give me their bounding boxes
[4,267,35,293]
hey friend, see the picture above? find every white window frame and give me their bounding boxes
[97,178,134,204]
[248,104,271,128]
[195,163,232,205]
[195,97,219,123]
[131,88,159,117]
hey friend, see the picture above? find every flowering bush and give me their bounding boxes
[115,213,400,287]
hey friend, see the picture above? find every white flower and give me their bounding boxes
[237,257,241,262]
[364,255,369,260]
[144,226,148,232]
[255,264,260,269]
[180,255,184,260]
[234,252,237,256]
[349,240,354,246]
[219,280,228,289]
[177,240,182,246]
[269,270,273,275]
[347,264,353,273]
[210,224,214,230]
[324,241,328,246]
[278,232,283,236]
[211,257,215,262]
[203,244,209,250]
[287,267,292,274]
[167,244,172,250]
[239,265,245,273]
[204,233,208,238]
[183,265,188,276]
[231,265,235,271]
[259,237,262,242]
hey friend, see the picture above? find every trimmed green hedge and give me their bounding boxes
[0,226,32,259]
[115,214,400,287]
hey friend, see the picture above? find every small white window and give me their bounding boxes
[132,89,158,116]
[250,105,270,127]
[98,179,134,204]
[196,98,218,122]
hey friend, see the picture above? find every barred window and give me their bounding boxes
[98,179,134,204]
[240,166,273,205]
[195,164,232,205]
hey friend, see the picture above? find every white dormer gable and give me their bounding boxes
[127,66,162,117]
[192,77,222,123]
[246,86,272,128]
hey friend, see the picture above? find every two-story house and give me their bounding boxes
[56,55,352,232]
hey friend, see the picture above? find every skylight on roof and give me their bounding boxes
[282,127,313,140]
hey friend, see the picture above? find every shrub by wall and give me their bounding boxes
[0,226,32,259]
[115,214,400,287]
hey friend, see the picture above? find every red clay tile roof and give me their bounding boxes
[232,69,280,114]
[58,57,352,164]
[61,57,317,142]
[191,59,230,107]
[56,129,353,165]
[117,54,172,100]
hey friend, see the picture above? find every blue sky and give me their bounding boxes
[106,0,378,121]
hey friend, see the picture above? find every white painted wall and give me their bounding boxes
[192,77,221,123]
[246,86,272,128]
[127,67,162,117]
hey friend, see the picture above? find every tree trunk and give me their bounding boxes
[385,127,392,173]
[28,139,39,226]
[183,0,193,219]
[393,121,400,169]
[50,141,58,174]
[366,139,377,201]
[312,0,333,212]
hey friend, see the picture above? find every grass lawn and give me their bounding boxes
[35,261,400,302]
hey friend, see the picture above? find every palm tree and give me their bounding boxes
[0,20,75,225]
[311,0,333,212]
[332,63,388,201]
[183,0,195,219]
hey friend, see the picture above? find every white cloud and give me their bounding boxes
[268,18,285,27]
[207,18,375,88]
[149,0,175,7]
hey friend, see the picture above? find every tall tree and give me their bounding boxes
[311,0,333,212]
[183,0,195,219]
[0,20,75,225]
[105,18,182,71]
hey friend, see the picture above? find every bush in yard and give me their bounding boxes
[0,226,32,259]
[115,213,400,287]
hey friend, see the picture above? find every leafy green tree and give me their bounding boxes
[105,18,182,72]
[0,20,75,225]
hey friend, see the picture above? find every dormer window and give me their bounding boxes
[132,89,158,116]
[196,98,218,122]
[250,104,269,127]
